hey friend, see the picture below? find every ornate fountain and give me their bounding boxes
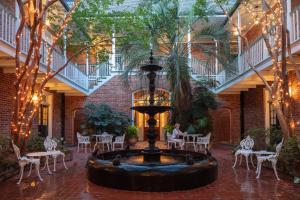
[131,50,171,161]
[86,51,218,192]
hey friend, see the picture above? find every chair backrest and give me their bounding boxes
[44,136,57,151]
[77,132,82,140]
[77,132,90,143]
[100,135,113,143]
[12,142,21,160]
[167,135,173,142]
[115,135,125,143]
[275,138,284,157]
[196,132,211,143]
[240,135,254,150]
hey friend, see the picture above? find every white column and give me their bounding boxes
[47,95,53,137]
[15,1,20,32]
[214,39,218,74]
[112,32,116,69]
[187,27,192,68]
[237,9,242,73]
[86,49,89,76]
[287,0,292,36]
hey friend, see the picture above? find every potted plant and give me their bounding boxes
[126,125,138,146]
[164,124,173,143]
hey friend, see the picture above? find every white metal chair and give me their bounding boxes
[167,135,184,150]
[256,139,284,180]
[43,136,68,172]
[195,133,211,152]
[112,135,125,151]
[12,142,43,184]
[94,133,113,152]
[77,132,91,153]
[233,135,255,170]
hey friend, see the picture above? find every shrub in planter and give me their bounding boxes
[126,125,138,146]
[26,133,45,152]
[245,128,268,150]
[0,134,18,181]
[84,103,130,136]
[280,137,300,177]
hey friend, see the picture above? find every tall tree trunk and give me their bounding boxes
[273,103,290,139]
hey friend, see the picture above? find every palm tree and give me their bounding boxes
[119,0,232,121]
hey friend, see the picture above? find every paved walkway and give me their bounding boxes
[1,143,299,200]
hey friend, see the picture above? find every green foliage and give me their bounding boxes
[174,82,218,134]
[269,126,283,148]
[164,124,173,135]
[126,125,138,138]
[84,103,130,135]
[0,134,11,153]
[281,137,300,175]
[245,128,268,150]
[26,134,45,152]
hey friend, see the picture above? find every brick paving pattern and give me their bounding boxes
[1,143,299,200]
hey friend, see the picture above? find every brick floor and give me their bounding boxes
[1,142,300,200]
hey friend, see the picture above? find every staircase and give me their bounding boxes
[84,55,223,94]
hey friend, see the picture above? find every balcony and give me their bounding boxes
[213,4,300,94]
[0,3,89,95]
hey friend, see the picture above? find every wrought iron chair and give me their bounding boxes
[43,136,68,172]
[12,142,43,184]
[94,133,114,152]
[232,135,255,170]
[77,132,91,153]
[167,135,184,150]
[195,133,211,152]
[112,135,125,151]
[256,139,284,180]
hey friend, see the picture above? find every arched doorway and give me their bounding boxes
[133,89,170,141]
[73,108,87,143]
[213,108,231,143]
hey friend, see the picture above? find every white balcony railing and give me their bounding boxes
[215,5,300,88]
[0,3,88,91]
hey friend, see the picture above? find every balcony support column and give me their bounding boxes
[188,27,192,68]
[86,49,89,77]
[237,9,242,73]
[111,32,116,70]
[286,0,292,37]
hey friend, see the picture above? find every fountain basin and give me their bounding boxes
[87,149,218,191]
[131,105,172,115]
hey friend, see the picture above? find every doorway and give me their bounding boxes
[133,89,170,141]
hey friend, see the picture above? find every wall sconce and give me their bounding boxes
[289,84,293,97]
[32,93,39,104]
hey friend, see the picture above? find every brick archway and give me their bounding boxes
[73,108,88,143]
[212,108,232,144]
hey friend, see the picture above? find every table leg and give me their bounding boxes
[27,163,33,177]
[35,162,43,182]
[62,153,68,170]
[53,156,57,172]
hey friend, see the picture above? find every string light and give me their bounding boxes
[12,0,82,140]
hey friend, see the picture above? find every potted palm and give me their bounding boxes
[126,125,138,146]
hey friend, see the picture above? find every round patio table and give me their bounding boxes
[26,151,61,175]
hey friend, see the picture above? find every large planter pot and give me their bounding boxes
[128,137,138,146]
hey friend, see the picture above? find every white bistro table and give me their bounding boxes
[26,151,61,175]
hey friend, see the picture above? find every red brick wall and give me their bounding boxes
[52,92,63,138]
[211,94,241,144]
[64,75,170,144]
[243,86,265,132]
[0,69,15,134]
[289,71,300,135]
